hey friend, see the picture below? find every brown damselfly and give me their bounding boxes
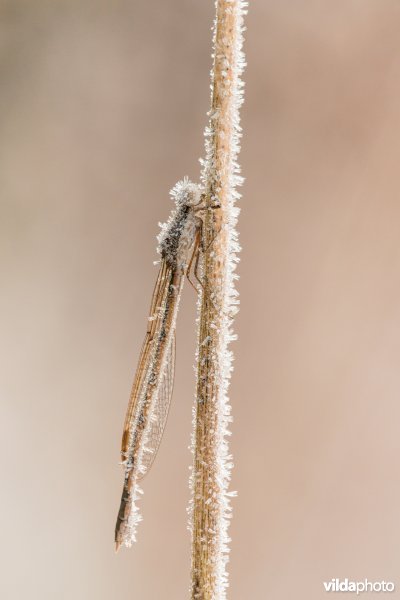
[115,178,218,550]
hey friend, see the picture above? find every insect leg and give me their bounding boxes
[193,243,203,289]
[186,231,201,293]
[193,204,222,253]
[193,200,221,213]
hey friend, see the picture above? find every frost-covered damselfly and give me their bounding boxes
[115,178,218,550]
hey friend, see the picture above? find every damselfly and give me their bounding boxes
[115,178,218,550]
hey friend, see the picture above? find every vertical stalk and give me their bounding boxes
[190,1,247,599]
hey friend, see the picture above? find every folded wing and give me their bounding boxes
[115,259,183,548]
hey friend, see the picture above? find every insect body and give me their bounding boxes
[115,178,205,550]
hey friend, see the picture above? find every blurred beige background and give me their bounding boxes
[1,1,400,599]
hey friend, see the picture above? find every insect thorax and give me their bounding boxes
[158,205,198,271]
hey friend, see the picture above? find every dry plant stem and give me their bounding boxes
[191,1,246,598]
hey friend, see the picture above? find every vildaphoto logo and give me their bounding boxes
[323,579,395,595]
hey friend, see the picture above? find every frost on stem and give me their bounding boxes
[189,1,247,599]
